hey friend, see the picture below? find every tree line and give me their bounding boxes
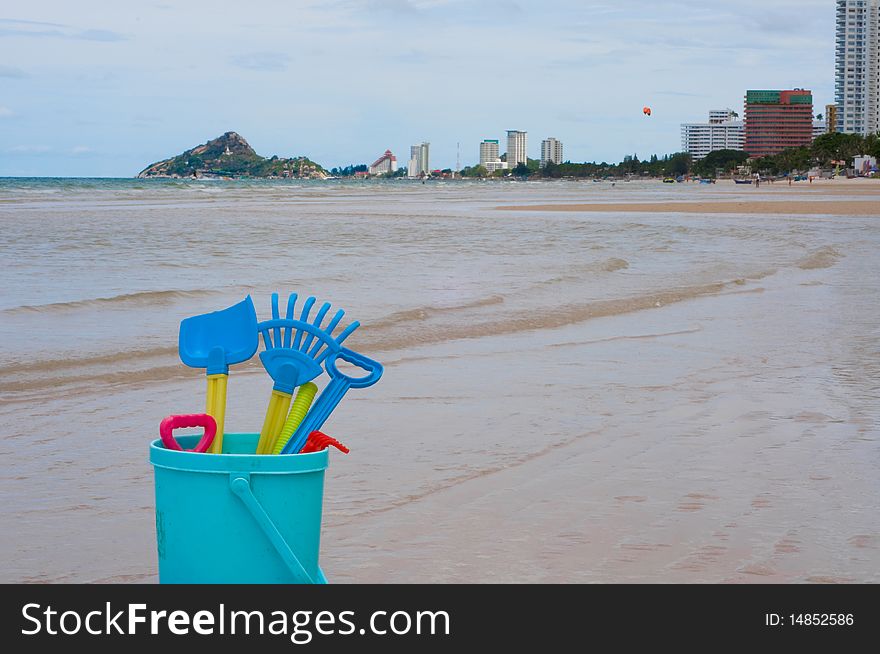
[460,132,880,179]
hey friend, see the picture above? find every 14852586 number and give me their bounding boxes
[791,614,854,626]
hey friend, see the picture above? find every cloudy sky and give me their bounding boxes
[1,0,835,176]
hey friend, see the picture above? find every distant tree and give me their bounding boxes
[692,149,749,177]
[667,152,691,176]
[512,162,531,177]
[866,133,880,159]
[775,146,812,174]
[461,165,489,178]
[812,132,864,165]
[541,161,561,178]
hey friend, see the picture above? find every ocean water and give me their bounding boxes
[0,177,878,582]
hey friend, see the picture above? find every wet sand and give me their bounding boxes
[499,201,879,216]
[1,179,878,583]
[499,179,880,215]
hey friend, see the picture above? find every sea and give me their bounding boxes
[1,177,878,582]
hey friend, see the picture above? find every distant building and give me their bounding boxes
[479,139,508,173]
[680,109,745,160]
[744,90,813,158]
[408,143,430,178]
[835,0,880,135]
[540,138,564,167]
[480,140,499,166]
[825,104,838,134]
[368,149,397,176]
[813,120,827,140]
[506,130,528,168]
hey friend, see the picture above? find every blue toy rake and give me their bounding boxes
[255,292,359,454]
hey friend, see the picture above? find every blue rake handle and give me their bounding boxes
[280,348,383,455]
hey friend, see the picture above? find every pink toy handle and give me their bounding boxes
[159,414,217,453]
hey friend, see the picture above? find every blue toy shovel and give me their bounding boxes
[280,347,383,455]
[255,293,360,454]
[179,296,259,454]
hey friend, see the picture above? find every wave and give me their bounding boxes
[367,295,505,330]
[0,345,179,376]
[357,279,746,353]
[0,275,766,400]
[1,288,223,315]
[797,246,843,270]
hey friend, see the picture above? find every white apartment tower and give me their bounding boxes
[506,130,528,168]
[680,109,745,160]
[835,0,880,135]
[540,138,563,167]
[408,142,430,178]
[479,139,508,173]
[480,139,500,166]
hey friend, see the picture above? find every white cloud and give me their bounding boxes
[0,105,15,118]
[71,145,94,154]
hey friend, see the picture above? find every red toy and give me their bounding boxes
[300,431,349,454]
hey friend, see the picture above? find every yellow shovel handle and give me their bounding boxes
[272,382,319,455]
[205,374,228,454]
[256,389,293,454]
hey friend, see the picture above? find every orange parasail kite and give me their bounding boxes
[643,107,652,116]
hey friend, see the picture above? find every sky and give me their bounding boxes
[0,0,836,176]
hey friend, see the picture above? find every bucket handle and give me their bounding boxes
[229,474,316,584]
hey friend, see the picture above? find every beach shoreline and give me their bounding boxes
[497,179,880,216]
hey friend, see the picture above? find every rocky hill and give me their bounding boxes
[136,132,327,179]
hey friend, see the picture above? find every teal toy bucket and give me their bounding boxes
[149,432,329,584]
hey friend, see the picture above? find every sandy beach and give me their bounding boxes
[1,178,878,584]
[498,179,880,216]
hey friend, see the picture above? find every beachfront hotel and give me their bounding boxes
[479,139,508,173]
[680,109,745,160]
[408,143,430,178]
[540,138,564,167]
[479,139,499,166]
[506,130,528,167]
[835,0,880,135]
[743,90,814,158]
[368,149,397,176]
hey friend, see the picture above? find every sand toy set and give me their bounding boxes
[149,293,383,584]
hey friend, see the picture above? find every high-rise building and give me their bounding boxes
[480,140,499,166]
[479,139,507,173]
[506,130,528,168]
[540,138,563,167]
[368,149,397,176]
[825,104,839,134]
[680,109,745,160]
[408,143,430,178]
[744,90,814,158]
[835,0,880,135]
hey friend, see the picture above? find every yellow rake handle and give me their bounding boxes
[256,389,293,454]
[205,374,228,454]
